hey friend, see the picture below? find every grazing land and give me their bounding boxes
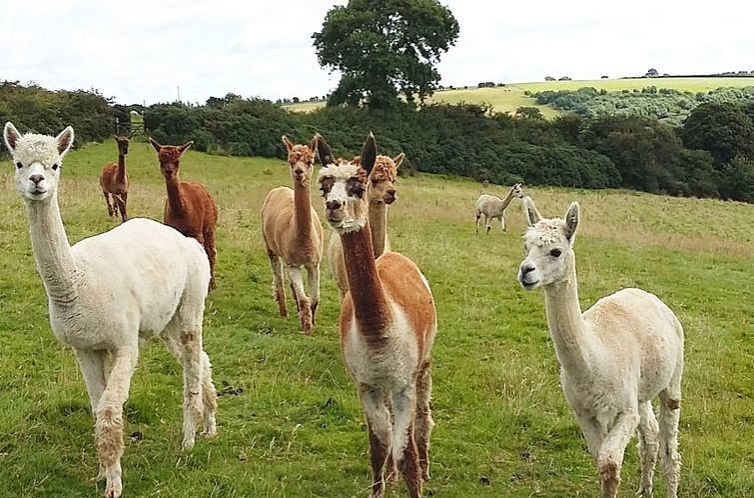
[1,142,753,497]
[285,76,754,117]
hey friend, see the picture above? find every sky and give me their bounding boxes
[1,0,753,106]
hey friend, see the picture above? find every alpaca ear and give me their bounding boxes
[282,135,294,152]
[360,132,377,175]
[393,152,405,169]
[523,196,541,227]
[314,133,334,165]
[308,135,318,155]
[149,137,162,153]
[3,121,20,153]
[56,126,74,156]
[564,201,579,243]
[178,141,193,155]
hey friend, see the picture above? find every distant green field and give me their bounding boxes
[284,77,754,117]
[1,142,753,497]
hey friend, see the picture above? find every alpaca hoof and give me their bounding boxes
[182,436,196,451]
[201,418,217,439]
[635,485,653,496]
[104,479,122,498]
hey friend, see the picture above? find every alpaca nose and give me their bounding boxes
[521,264,535,275]
[326,200,342,211]
[387,188,396,197]
[294,168,304,176]
[29,174,44,185]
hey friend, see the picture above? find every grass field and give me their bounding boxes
[1,141,754,497]
[284,76,754,117]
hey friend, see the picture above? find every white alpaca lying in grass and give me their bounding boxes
[517,196,683,498]
[3,122,217,498]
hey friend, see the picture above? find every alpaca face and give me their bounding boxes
[150,138,192,180]
[115,136,130,156]
[318,161,368,233]
[518,199,579,289]
[368,154,403,205]
[282,135,317,188]
[3,123,73,202]
[512,183,524,198]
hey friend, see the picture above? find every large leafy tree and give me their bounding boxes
[313,0,459,109]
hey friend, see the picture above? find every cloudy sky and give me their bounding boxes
[2,0,752,105]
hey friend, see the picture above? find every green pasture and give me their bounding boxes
[0,141,753,497]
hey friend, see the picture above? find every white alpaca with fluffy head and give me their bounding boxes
[3,122,218,498]
[517,196,683,498]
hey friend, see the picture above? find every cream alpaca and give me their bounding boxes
[474,183,524,233]
[3,123,217,498]
[319,133,437,498]
[261,135,324,334]
[517,196,683,498]
[316,134,403,299]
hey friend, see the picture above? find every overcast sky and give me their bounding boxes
[2,0,752,105]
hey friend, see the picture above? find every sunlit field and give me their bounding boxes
[1,141,753,497]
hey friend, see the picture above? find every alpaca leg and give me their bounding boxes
[95,346,138,498]
[636,401,660,496]
[203,228,218,290]
[597,411,640,498]
[575,413,604,459]
[392,387,421,498]
[118,193,128,223]
[658,389,682,498]
[76,349,109,481]
[199,350,218,438]
[501,213,507,232]
[415,360,434,482]
[475,210,481,233]
[485,215,491,234]
[359,384,392,498]
[287,266,312,334]
[103,192,114,217]
[267,249,287,317]
[306,264,321,327]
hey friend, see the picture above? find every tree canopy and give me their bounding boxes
[312,0,459,109]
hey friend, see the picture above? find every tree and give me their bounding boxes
[312,0,459,109]
[680,103,754,166]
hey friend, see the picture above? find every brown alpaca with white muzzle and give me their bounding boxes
[316,133,403,300]
[261,135,324,334]
[150,138,219,290]
[319,132,437,498]
[99,135,131,222]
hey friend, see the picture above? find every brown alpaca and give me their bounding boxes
[149,138,219,290]
[261,135,324,334]
[316,134,403,300]
[99,135,130,222]
[319,133,437,498]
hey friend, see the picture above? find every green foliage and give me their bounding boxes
[680,102,754,166]
[312,0,459,109]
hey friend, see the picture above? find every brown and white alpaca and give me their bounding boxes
[99,135,130,222]
[319,133,437,498]
[149,138,219,290]
[261,135,324,334]
[518,196,683,498]
[316,134,403,300]
[475,183,524,233]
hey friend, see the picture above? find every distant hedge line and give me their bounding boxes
[3,81,754,202]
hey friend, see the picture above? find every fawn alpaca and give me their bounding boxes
[4,123,217,498]
[316,133,403,299]
[261,135,324,334]
[150,138,219,290]
[99,135,130,222]
[517,196,683,498]
[319,133,437,498]
[475,183,524,233]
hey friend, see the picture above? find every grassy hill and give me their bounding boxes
[285,77,754,117]
[1,142,753,497]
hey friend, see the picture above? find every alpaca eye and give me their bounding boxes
[52,163,59,171]
[550,248,562,258]
[15,161,23,169]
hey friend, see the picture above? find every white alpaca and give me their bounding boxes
[517,196,683,498]
[3,122,217,498]
[474,183,524,233]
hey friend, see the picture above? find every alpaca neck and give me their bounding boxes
[542,259,594,377]
[293,183,313,245]
[341,223,392,336]
[500,188,517,209]
[116,154,127,182]
[368,202,388,258]
[26,196,79,305]
[165,175,185,215]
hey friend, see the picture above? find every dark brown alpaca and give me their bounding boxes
[99,135,130,222]
[150,138,219,290]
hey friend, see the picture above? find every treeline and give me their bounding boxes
[3,82,754,202]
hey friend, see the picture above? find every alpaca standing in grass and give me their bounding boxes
[4,122,217,498]
[319,133,437,498]
[261,135,324,334]
[99,135,130,222]
[517,196,683,498]
[316,134,404,300]
[475,183,524,233]
[150,138,219,290]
